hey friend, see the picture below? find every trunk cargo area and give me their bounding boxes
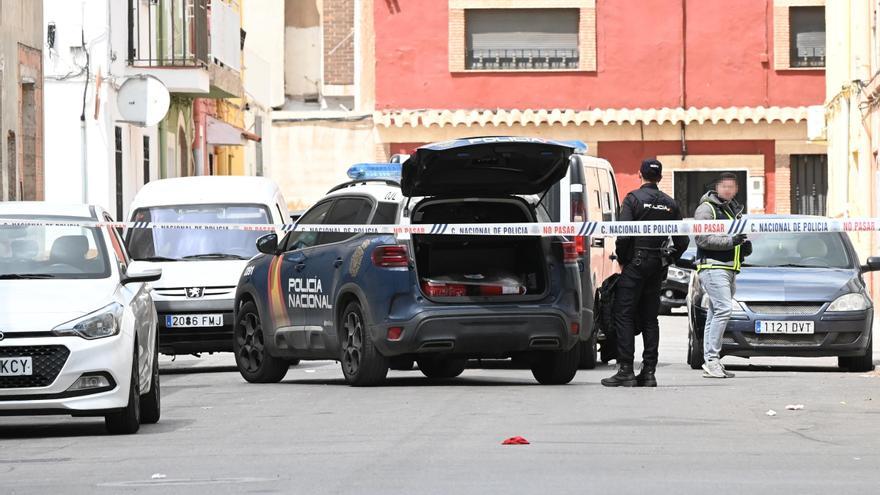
[412,199,547,299]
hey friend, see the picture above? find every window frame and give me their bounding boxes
[449,0,596,73]
[773,0,826,71]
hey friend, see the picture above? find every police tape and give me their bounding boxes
[0,217,878,237]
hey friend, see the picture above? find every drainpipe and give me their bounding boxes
[79,3,90,203]
[680,0,688,158]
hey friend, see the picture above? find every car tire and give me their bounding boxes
[839,335,874,372]
[687,331,704,370]
[417,357,466,379]
[139,336,161,425]
[105,345,141,435]
[288,359,301,367]
[578,334,598,369]
[234,301,289,383]
[340,301,388,386]
[531,344,581,385]
[389,357,415,371]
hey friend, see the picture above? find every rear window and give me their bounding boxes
[371,202,399,225]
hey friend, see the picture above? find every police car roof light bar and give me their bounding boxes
[560,140,588,154]
[347,162,402,180]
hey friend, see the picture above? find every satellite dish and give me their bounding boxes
[116,75,170,127]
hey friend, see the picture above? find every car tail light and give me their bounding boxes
[421,281,467,297]
[570,322,580,335]
[574,236,585,255]
[372,245,409,268]
[387,327,404,341]
[561,242,579,264]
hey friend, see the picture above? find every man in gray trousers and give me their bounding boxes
[694,173,752,378]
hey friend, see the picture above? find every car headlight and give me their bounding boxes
[699,294,744,311]
[52,302,123,339]
[668,266,690,282]
[827,293,870,312]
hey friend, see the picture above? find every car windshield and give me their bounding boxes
[743,232,852,269]
[126,204,271,261]
[0,223,110,279]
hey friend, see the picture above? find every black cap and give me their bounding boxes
[641,158,662,180]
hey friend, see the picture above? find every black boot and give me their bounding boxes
[636,365,657,387]
[601,363,636,387]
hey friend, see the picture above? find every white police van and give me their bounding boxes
[125,176,290,356]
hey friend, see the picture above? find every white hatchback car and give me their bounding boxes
[0,203,162,434]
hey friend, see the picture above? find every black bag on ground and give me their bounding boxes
[596,273,620,333]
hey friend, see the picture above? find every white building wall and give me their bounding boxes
[43,0,160,220]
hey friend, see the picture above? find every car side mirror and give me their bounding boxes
[676,253,697,270]
[257,233,279,255]
[861,256,880,272]
[123,261,162,285]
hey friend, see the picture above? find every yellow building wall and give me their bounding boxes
[824,0,880,296]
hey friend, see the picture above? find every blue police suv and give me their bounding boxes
[233,138,584,386]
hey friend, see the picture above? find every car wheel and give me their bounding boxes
[839,335,874,372]
[687,331,704,370]
[139,336,161,424]
[417,356,466,379]
[105,345,141,435]
[531,344,581,385]
[340,301,388,386]
[578,334,598,369]
[389,357,415,371]
[234,301,289,383]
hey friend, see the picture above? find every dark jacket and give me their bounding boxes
[615,183,689,266]
[694,191,750,270]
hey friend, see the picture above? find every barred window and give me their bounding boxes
[465,9,579,71]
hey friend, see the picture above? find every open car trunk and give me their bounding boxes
[411,198,548,302]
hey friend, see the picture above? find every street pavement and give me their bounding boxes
[1,311,879,494]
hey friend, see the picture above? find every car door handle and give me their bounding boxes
[295,263,306,272]
[334,257,344,268]
[591,237,605,248]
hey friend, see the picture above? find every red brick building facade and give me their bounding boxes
[372,0,827,216]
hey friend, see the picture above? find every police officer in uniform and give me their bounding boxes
[601,159,689,387]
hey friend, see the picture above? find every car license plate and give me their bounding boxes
[165,314,224,328]
[755,320,814,334]
[0,357,33,376]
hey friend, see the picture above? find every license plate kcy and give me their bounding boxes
[0,357,33,376]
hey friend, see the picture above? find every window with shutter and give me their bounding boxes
[465,9,579,71]
[790,7,825,68]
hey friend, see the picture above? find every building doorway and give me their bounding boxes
[673,170,748,217]
[790,154,827,216]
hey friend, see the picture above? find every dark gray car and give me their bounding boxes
[679,216,878,372]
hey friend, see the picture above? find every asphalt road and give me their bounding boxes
[2,312,879,495]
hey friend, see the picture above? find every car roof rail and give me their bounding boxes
[326,179,401,194]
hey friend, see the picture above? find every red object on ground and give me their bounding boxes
[502,436,530,445]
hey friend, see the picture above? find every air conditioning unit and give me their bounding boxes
[807,105,827,141]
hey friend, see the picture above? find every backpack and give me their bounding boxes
[596,273,620,335]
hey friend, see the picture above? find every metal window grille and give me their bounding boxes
[790,6,825,68]
[466,9,579,70]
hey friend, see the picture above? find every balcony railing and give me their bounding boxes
[466,49,580,71]
[128,0,209,67]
